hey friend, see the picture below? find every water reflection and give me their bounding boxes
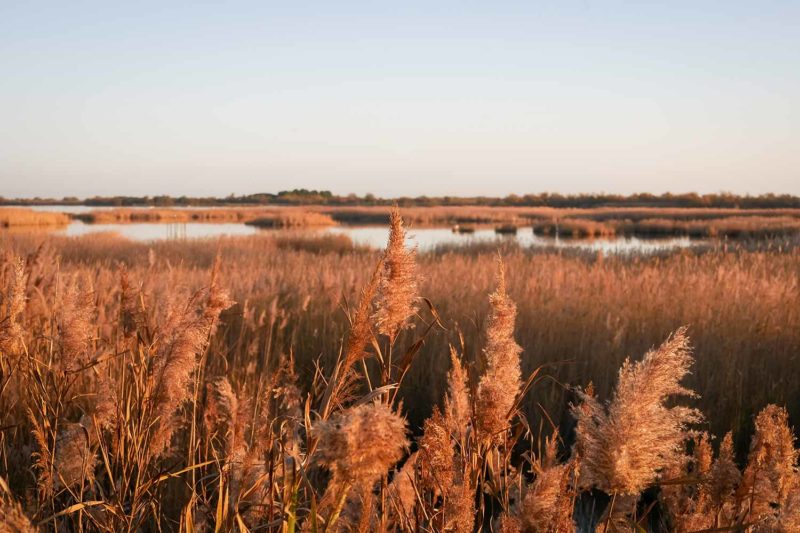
[2,219,703,255]
[325,226,698,254]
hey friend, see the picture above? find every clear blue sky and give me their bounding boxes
[1,1,798,198]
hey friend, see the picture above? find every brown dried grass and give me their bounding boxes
[0,226,797,531]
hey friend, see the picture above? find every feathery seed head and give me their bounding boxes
[373,207,418,342]
[0,495,35,533]
[388,451,419,521]
[444,346,472,438]
[520,460,576,533]
[739,404,798,521]
[146,277,233,460]
[54,422,96,490]
[419,407,455,491]
[57,280,95,372]
[572,327,702,494]
[476,259,522,438]
[0,257,27,353]
[314,402,409,489]
[708,431,741,511]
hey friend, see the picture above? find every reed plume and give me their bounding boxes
[388,451,419,521]
[662,433,717,531]
[314,402,409,489]
[0,491,35,533]
[499,436,576,533]
[516,469,575,533]
[519,438,576,533]
[56,279,95,372]
[146,270,233,460]
[344,259,382,371]
[571,327,702,495]
[444,346,472,439]
[204,377,238,443]
[314,403,409,532]
[419,405,476,532]
[738,404,799,526]
[420,407,456,492]
[447,471,476,533]
[29,409,54,498]
[0,257,26,354]
[325,258,383,415]
[476,259,522,438]
[708,432,741,514]
[373,207,418,343]
[666,431,742,531]
[118,266,143,339]
[499,515,523,533]
[53,421,96,491]
[204,376,253,516]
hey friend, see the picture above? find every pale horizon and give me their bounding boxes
[2,2,798,198]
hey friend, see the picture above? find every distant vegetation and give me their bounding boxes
[3,189,800,208]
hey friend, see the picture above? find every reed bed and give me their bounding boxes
[74,207,334,227]
[534,216,800,239]
[245,212,335,228]
[531,218,615,238]
[313,205,800,229]
[318,206,537,226]
[0,208,70,228]
[0,217,798,532]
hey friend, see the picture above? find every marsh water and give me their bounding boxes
[43,220,699,254]
[3,206,703,254]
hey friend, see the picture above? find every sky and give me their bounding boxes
[1,1,798,198]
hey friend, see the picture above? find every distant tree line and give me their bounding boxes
[2,190,799,209]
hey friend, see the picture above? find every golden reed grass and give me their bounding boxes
[75,207,335,227]
[0,219,798,531]
[0,208,70,228]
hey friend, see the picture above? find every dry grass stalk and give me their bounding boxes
[326,257,384,415]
